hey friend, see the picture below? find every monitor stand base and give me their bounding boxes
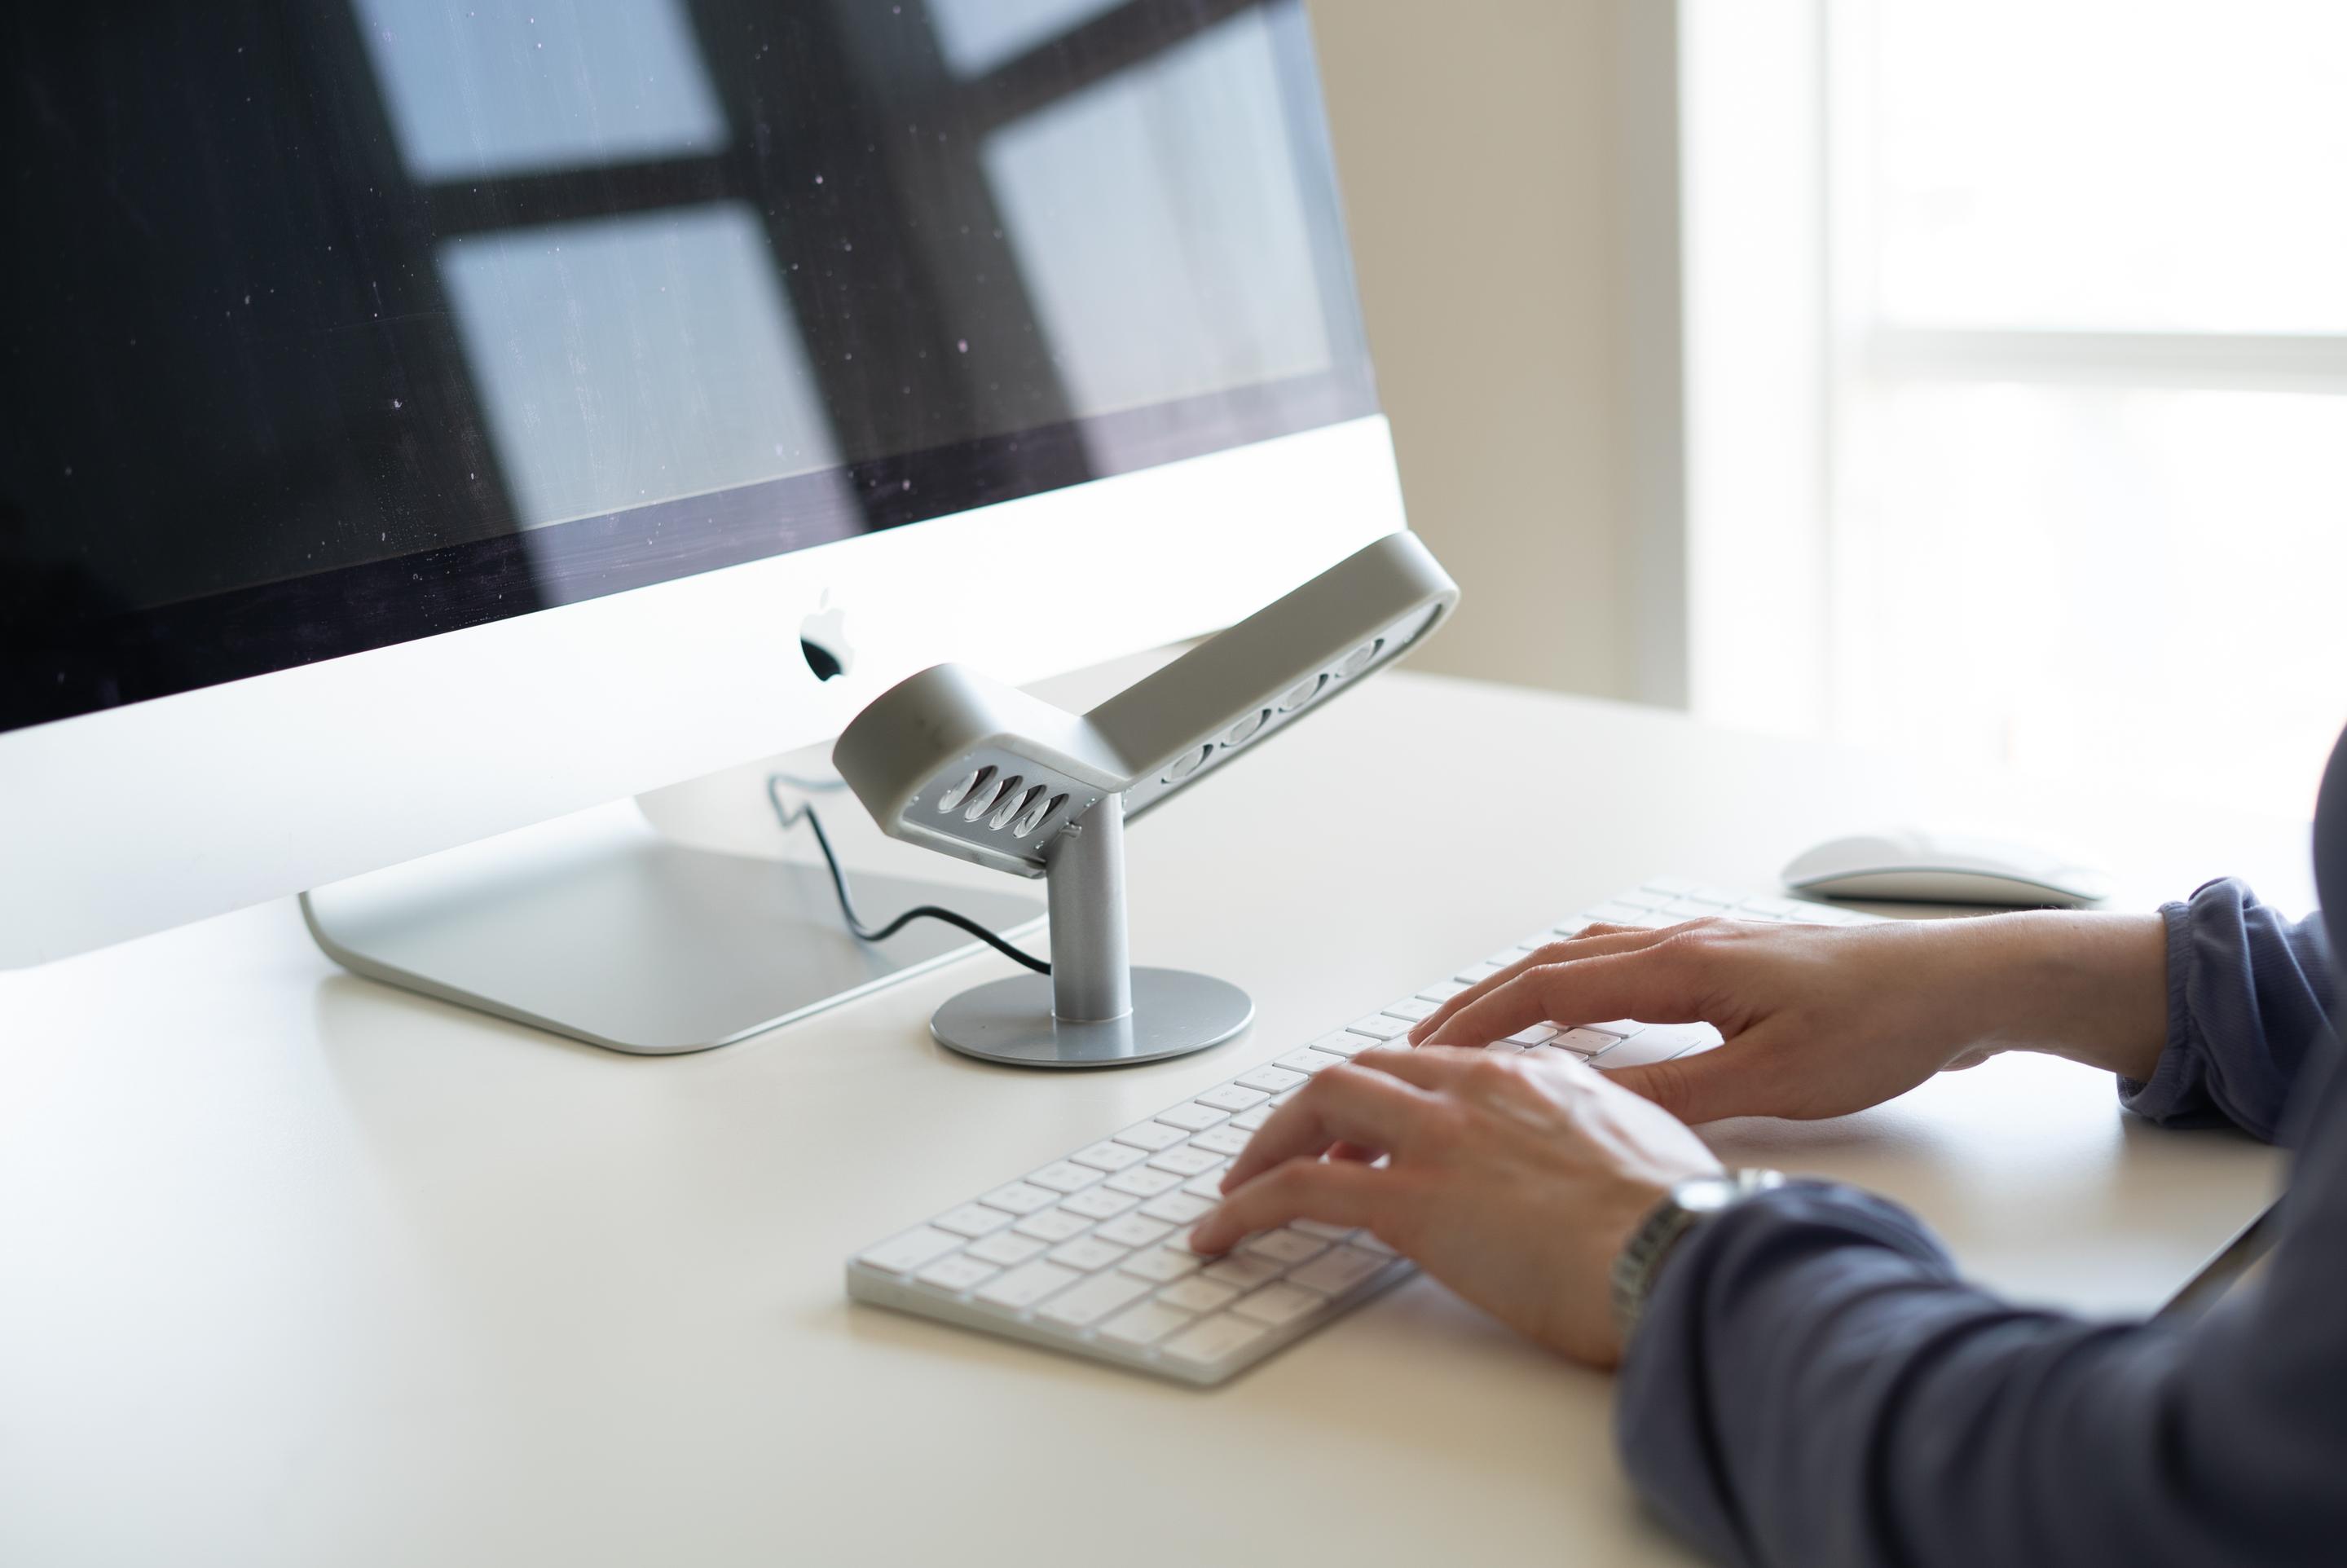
[302,802,1042,1055]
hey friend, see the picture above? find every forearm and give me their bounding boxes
[1957,910,2169,1081]
[1616,1180,2345,1568]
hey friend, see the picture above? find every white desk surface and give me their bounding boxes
[1,664,2307,1568]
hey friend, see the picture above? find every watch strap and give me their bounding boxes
[1610,1168,1786,1348]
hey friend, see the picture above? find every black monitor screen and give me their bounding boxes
[1,0,1375,732]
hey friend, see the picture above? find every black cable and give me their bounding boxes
[766,773,1051,976]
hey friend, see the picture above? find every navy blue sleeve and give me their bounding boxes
[1614,884,2345,1567]
[2119,878,2335,1142]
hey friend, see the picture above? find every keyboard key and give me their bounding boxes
[1288,1219,1354,1240]
[1071,1140,1148,1172]
[1156,1102,1228,1132]
[1048,1236,1129,1272]
[1231,1282,1324,1327]
[1455,962,1503,984]
[933,1204,1015,1239]
[1028,1161,1101,1194]
[1275,1048,1345,1075]
[1105,1166,1184,1198]
[1094,1213,1174,1249]
[1037,1271,1153,1328]
[1350,1231,1399,1256]
[1156,1275,1241,1313]
[1235,1065,1305,1094]
[1147,1145,1224,1177]
[1014,1209,1095,1243]
[1120,1246,1204,1283]
[1196,1084,1267,1113]
[1181,1172,1227,1200]
[1190,1125,1253,1156]
[857,1226,963,1276]
[1240,1228,1329,1266]
[1112,1121,1191,1152]
[1557,1028,1618,1054]
[1099,1299,1196,1347]
[916,1253,1000,1293]
[1381,998,1439,1023]
[974,1260,1080,1310]
[1162,1312,1270,1369]
[1061,1186,1140,1220]
[1230,1105,1275,1131]
[1311,1030,1379,1059]
[1504,1024,1560,1046]
[1139,1191,1214,1225]
[965,1230,1050,1267]
[1203,1254,1284,1291]
[1416,979,1469,1003]
[1592,1023,1720,1069]
[1347,1013,1411,1041]
[1288,1245,1389,1295]
[980,1181,1059,1215]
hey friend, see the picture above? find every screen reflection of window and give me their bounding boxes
[925,0,1129,77]
[438,205,839,531]
[982,11,1332,422]
[351,0,725,180]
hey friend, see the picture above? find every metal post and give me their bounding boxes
[1043,795,1134,1023]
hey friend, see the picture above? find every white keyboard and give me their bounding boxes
[845,879,1878,1385]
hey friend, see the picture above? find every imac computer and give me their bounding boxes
[1,0,1409,1050]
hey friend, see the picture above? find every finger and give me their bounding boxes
[1420,940,1715,1050]
[1191,1155,1399,1255]
[1218,1064,1442,1193]
[1409,924,1684,1044]
[1348,1042,1489,1090]
[1598,1047,1762,1124]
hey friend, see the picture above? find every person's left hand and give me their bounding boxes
[1190,1045,1721,1368]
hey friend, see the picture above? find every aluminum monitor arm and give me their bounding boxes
[834,531,1459,1068]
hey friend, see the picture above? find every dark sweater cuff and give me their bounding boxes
[2115,899,2217,1125]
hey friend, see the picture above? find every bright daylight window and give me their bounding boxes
[1686,0,2347,818]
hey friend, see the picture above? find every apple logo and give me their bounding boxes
[799,591,854,682]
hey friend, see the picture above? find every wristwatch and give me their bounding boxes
[1610,1169,1787,1346]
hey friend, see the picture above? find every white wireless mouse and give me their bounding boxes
[1782,829,2111,908]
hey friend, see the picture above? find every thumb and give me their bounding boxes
[1603,1045,1765,1125]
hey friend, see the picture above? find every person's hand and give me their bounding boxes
[1190,1046,1719,1368]
[1407,910,2171,1123]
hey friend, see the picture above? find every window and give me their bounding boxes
[1683,0,2347,817]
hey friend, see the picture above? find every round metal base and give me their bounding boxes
[931,967,1253,1068]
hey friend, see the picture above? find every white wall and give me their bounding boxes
[1309,0,1683,705]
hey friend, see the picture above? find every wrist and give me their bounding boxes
[1968,910,2168,1080]
[1609,1169,1786,1350]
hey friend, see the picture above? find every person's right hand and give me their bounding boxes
[1407,910,2169,1123]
